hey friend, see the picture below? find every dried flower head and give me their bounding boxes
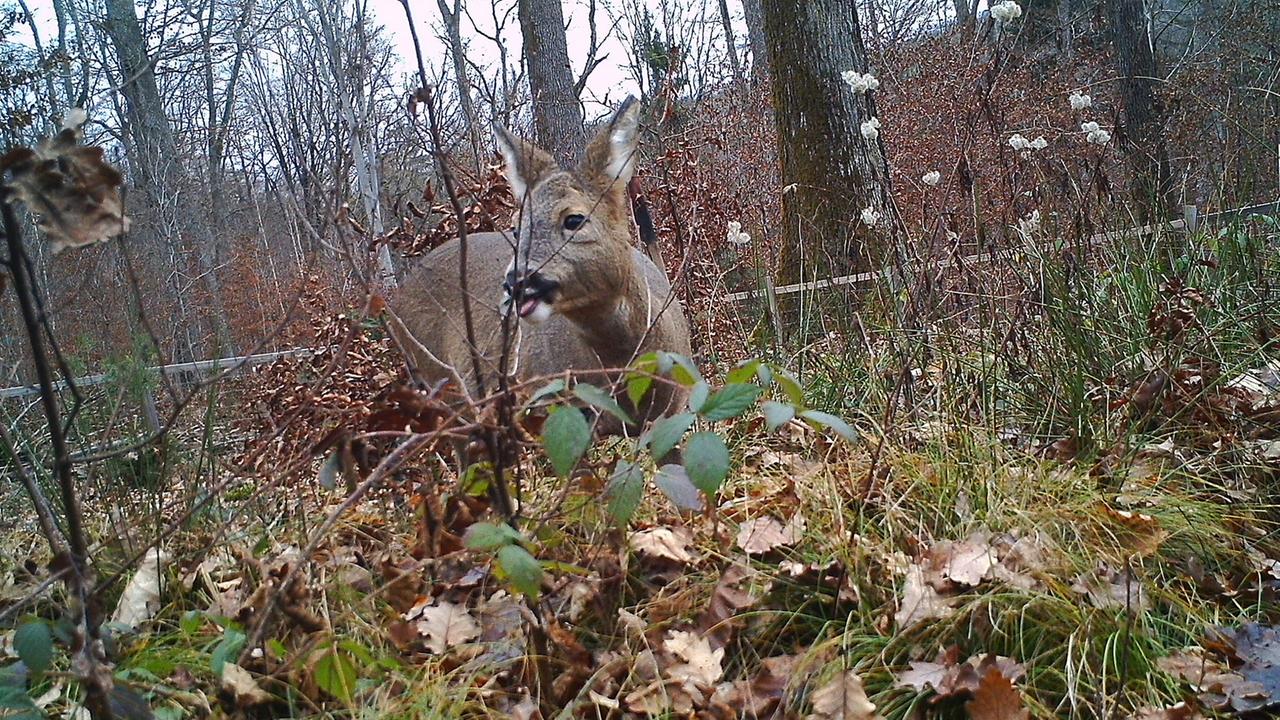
[860,117,881,141]
[991,1,1023,22]
[841,71,880,93]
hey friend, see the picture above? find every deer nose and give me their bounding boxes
[504,270,558,301]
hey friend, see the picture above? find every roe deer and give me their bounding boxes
[389,98,692,436]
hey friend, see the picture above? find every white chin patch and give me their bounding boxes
[522,301,554,324]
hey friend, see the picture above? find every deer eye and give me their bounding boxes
[563,214,587,231]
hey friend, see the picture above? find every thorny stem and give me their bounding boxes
[2,193,116,720]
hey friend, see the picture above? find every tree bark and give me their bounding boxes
[517,0,584,166]
[715,0,744,85]
[761,0,892,282]
[741,0,769,80]
[1109,0,1170,221]
[437,0,483,167]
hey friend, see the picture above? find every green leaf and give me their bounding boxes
[463,522,522,551]
[762,401,795,431]
[683,432,730,494]
[542,406,591,477]
[687,381,710,413]
[573,383,633,424]
[529,378,566,403]
[656,351,675,374]
[179,610,203,636]
[0,684,38,714]
[698,384,762,421]
[497,545,544,598]
[313,647,359,702]
[605,460,646,524]
[725,360,761,385]
[665,353,703,386]
[648,412,695,462]
[14,622,52,674]
[316,452,340,491]
[210,628,246,674]
[772,366,805,406]
[800,410,858,441]
[626,374,654,408]
[654,464,704,511]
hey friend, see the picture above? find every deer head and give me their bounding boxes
[497,98,642,326]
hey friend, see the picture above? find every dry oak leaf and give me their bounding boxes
[736,514,806,555]
[1130,702,1202,719]
[630,527,696,564]
[895,564,954,628]
[807,670,882,720]
[895,661,947,692]
[625,678,704,715]
[415,601,481,654]
[1,110,131,253]
[665,630,725,687]
[933,534,994,586]
[220,663,273,707]
[711,654,803,718]
[1071,564,1149,611]
[965,669,1029,720]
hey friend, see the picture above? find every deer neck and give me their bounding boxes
[565,266,655,371]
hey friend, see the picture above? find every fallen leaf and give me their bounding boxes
[665,630,725,687]
[1071,565,1149,611]
[965,669,1029,720]
[630,527,696,564]
[896,661,946,692]
[736,515,806,555]
[110,547,169,631]
[807,670,881,719]
[220,663,273,707]
[625,678,704,715]
[415,601,481,654]
[1131,702,1202,719]
[933,534,994,586]
[895,564,954,628]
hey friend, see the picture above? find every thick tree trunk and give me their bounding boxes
[741,0,769,80]
[761,0,892,282]
[1109,0,1171,221]
[715,0,744,85]
[518,0,584,166]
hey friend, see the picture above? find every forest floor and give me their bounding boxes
[2,221,1279,720]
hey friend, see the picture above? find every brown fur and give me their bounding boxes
[389,100,692,434]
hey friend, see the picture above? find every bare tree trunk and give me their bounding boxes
[103,0,235,355]
[302,0,397,288]
[517,0,584,166]
[761,0,892,282]
[715,0,744,85]
[741,0,769,80]
[437,0,483,167]
[1109,0,1171,221]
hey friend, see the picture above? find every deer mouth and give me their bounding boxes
[504,274,560,321]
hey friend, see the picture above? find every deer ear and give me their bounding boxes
[581,97,641,191]
[494,126,557,202]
